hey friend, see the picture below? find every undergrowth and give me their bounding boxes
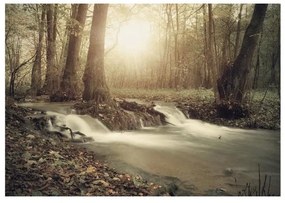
[111,88,280,130]
[238,164,274,196]
[110,88,214,102]
[111,88,279,103]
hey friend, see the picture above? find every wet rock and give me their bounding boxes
[168,183,178,196]
[206,188,230,196]
[74,100,166,131]
[188,107,199,119]
[224,168,234,176]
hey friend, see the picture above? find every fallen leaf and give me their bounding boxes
[86,166,96,173]
[113,177,120,181]
[27,134,35,139]
[104,172,109,177]
[23,152,31,160]
[49,150,63,159]
[26,160,37,166]
[32,190,43,196]
[93,180,109,187]
[38,158,45,163]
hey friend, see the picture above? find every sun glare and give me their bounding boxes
[118,19,151,55]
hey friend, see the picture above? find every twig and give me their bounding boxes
[262,174,267,195]
[267,176,271,195]
[11,52,37,75]
[55,124,87,140]
[247,183,251,196]
[238,164,273,196]
[258,163,261,195]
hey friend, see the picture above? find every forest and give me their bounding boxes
[5,4,280,197]
[5,4,280,100]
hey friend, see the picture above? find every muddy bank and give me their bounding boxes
[177,100,280,130]
[74,99,166,131]
[111,88,280,130]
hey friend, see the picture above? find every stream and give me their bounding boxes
[20,102,280,195]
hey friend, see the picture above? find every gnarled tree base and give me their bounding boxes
[216,100,249,119]
[50,89,80,102]
[82,87,111,103]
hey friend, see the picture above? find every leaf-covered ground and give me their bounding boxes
[111,88,280,130]
[5,100,164,196]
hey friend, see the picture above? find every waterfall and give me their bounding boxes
[139,118,144,128]
[65,114,93,135]
[46,111,110,138]
[154,105,187,125]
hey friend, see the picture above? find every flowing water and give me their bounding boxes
[20,102,280,195]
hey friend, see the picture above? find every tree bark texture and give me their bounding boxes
[59,4,88,100]
[31,5,45,96]
[58,5,78,77]
[207,4,218,97]
[43,4,59,95]
[7,38,21,97]
[234,4,243,58]
[202,4,211,88]
[82,4,110,102]
[217,4,268,103]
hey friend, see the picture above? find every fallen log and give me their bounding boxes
[54,124,87,140]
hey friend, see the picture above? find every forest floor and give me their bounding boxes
[111,88,280,130]
[5,99,167,196]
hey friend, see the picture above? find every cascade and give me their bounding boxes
[154,105,187,125]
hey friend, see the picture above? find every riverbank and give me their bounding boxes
[5,95,279,196]
[111,88,280,130]
[5,99,165,196]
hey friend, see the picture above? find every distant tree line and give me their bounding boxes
[5,4,279,104]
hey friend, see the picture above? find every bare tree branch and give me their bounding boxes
[104,5,137,56]
[12,52,37,75]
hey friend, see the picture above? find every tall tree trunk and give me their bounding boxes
[208,4,218,96]
[158,4,170,88]
[59,5,78,77]
[59,4,88,100]
[174,3,180,89]
[212,18,218,75]
[217,4,268,103]
[160,4,172,88]
[270,51,279,86]
[207,4,213,84]
[220,33,230,76]
[7,37,21,97]
[82,4,110,102]
[270,27,280,87]
[234,4,243,58]
[253,31,263,89]
[53,4,59,66]
[168,4,176,88]
[31,5,45,96]
[202,4,210,88]
[165,4,171,88]
[42,4,58,95]
[194,8,202,87]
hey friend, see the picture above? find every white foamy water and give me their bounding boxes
[21,102,280,195]
[154,105,187,125]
